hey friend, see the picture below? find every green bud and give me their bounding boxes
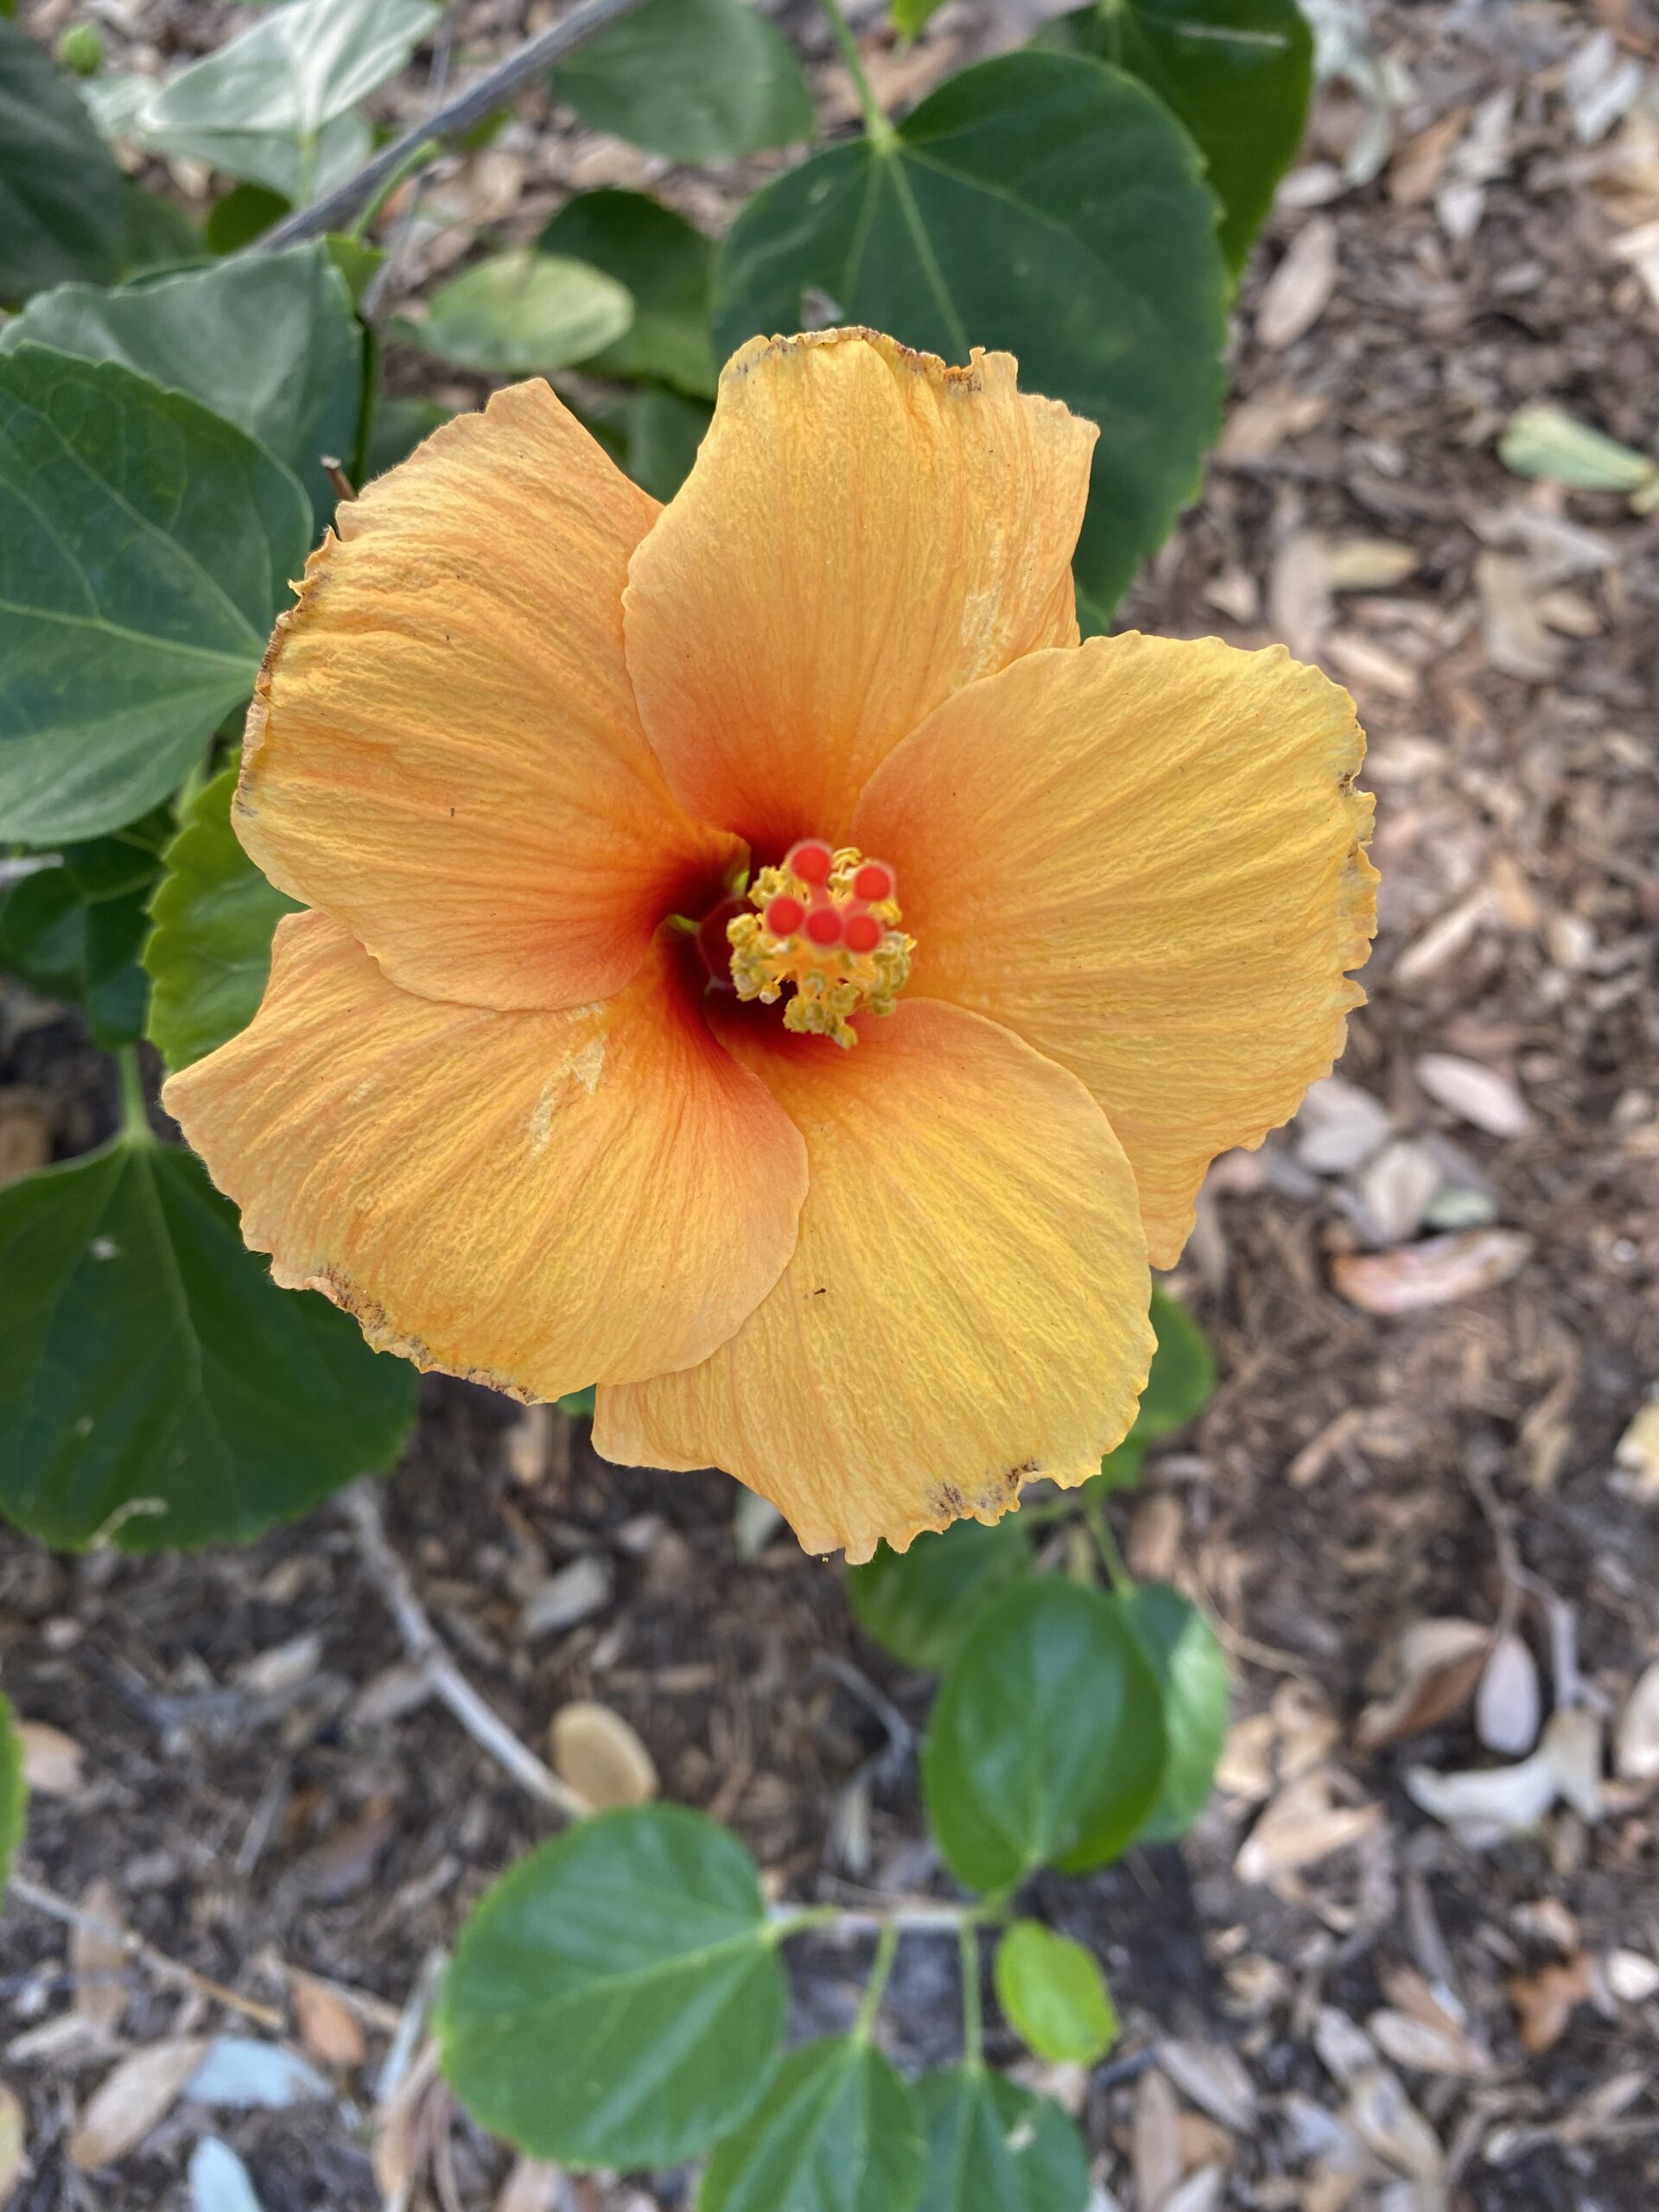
[55,21,103,73]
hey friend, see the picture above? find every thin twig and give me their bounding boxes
[341,1480,590,1821]
[6,1875,285,2031]
[263,0,652,247]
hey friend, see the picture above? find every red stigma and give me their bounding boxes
[788,840,834,887]
[804,906,842,948]
[765,894,805,936]
[853,863,893,902]
[843,912,882,954]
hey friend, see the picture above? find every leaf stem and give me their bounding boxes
[816,0,895,150]
[1084,1495,1135,1599]
[854,1919,901,2041]
[958,1918,984,2071]
[117,1045,154,1147]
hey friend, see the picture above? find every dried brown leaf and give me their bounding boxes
[1331,1230,1532,1314]
[1257,216,1339,348]
[1217,385,1328,463]
[496,2158,569,2212]
[291,1973,367,2069]
[1134,2064,1183,2212]
[1509,1955,1592,2054]
[69,2038,207,2170]
[18,1719,86,1796]
[1357,1619,1491,1750]
[71,1879,129,2039]
[1414,1052,1532,1139]
[549,1702,657,1810]
[1235,1771,1382,1884]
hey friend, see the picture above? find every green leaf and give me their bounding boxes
[922,1579,1166,1891]
[0,16,125,299]
[365,393,450,480]
[438,1805,786,2168]
[119,183,207,279]
[0,242,365,521]
[582,384,713,503]
[0,346,309,847]
[993,1920,1118,2063]
[696,2037,926,2212]
[893,0,949,37]
[0,1138,416,1550]
[1134,1287,1216,1439]
[1040,0,1313,276]
[116,0,441,203]
[1122,1582,1228,1842]
[555,1384,596,1421]
[847,1516,1033,1673]
[404,250,634,375]
[0,1691,26,1894]
[0,810,171,1047]
[143,768,299,1071]
[1092,1434,1147,1493]
[204,181,292,254]
[915,2067,1089,2212]
[711,49,1227,629]
[553,0,813,163]
[538,189,717,397]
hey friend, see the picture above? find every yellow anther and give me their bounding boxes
[727,842,914,1048]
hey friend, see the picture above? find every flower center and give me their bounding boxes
[726,840,914,1049]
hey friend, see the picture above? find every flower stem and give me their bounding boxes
[117,1045,154,1147]
[816,0,895,150]
[1084,1495,1135,1599]
[958,1919,984,2071]
[853,1920,901,2042]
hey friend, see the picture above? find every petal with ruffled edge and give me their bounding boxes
[594,998,1152,1562]
[162,913,807,1398]
[854,633,1378,1268]
[622,330,1095,855]
[236,381,742,1014]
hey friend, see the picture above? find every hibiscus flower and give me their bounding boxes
[165,328,1376,1561]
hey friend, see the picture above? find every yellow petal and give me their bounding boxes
[594,999,1152,1561]
[162,913,807,1396]
[237,381,741,1013]
[622,329,1095,855]
[854,633,1378,1268]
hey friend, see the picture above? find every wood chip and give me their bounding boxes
[1257,216,1339,348]
[1367,2007,1490,2077]
[1217,385,1328,463]
[1235,1771,1382,1884]
[69,2038,207,2171]
[291,1973,368,2069]
[1509,1955,1592,2054]
[17,1719,85,1796]
[71,1879,129,2039]
[548,1701,657,1809]
[1331,1230,1532,1314]
[1327,537,1421,590]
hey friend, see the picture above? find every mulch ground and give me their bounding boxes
[3,0,1658,2206]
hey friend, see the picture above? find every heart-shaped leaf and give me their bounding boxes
[144,768,300,1072]
[553,0,812,164]
[405,250,634,374]
[0,1137,415,1550]
[993,1920,1118,2064]
[1135,1287,1216,1439]
[1,244,365,520]
[712,50,1227,629]
[0,18,124,299]
[0,810,171,1047]
[696,2037,925,2212]
[0,347,308,845]
[846,1516,1033,1674]
[1039,0,1313,275]
[914,2067,1090,2212]
[539,190,717,397]
[922,1578,1166,1891]
[438,1805,786,2168]
[1122,1582,1229,1842]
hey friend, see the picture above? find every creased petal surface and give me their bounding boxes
[236,381,741,1014]
[594,998,1152,1562]
[622,329,1095,854]
[854,633,1378,1269]
[162,913,807,1397]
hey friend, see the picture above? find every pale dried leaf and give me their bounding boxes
[1295,1076,1393,1173]
[1476,1633,1541,1757]
[518,1554,613,1639]
[18,1719,85,1796]
[1272,1681,1341,1781]
[1509,1955,1592,2055]
[1158,2037,1256,2133]
[1258,216,1338,348]
[1164,2169,1225,2212]
[1475,550,1560,681]
[1344,2068,1446,2181]
[1217,385,1328,463]
[291,1974,367,2069]
[1612,1397,1659,1499]
[69,2038,207,2170]
[373,2040,442,2202]
[1269,530,1332,662]
[1313,2006,1379,2092]
[1235,1771,1382,1884]
[236,1633,322,1700]
[1356,1141,1444,1248]
[0,2082,24,2199]
[1605,1949,1659,2003]
[186,2037,331,2110]
[72,1879,129,2039]
[1134,2065,1183,2212]
[549,1701,657,1810]
[1215,1713,1276,1800]
[1403,1746,1559,1844]
[1546,1707,1603,1821]
[503,1403,555,1485]
[189,2136,264,2212]
[496,2158,569,2212]
[1327,537,1420,590]
[1389,107,1470,205]
[1331,1230,1532,1314]
[1414,1053,1532,1139]
[1357,1618,1491,1751]
[1615,1659,1659,1783]
[1367,2008,1489,2078]
[1322,630,1419,701]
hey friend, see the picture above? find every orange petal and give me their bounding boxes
[162,913,807,1396]
[237,381,741,1013]
[622,329,1095,855]
[594,998,1152,1561]
[854,633,1377,1268]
